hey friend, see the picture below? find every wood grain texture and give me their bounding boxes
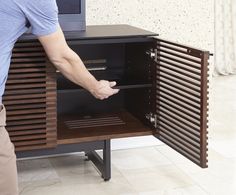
[57,112,153,145]
[3,41,57,152]
[154,38,209,168]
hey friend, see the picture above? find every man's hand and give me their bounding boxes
[37,26,119,100]
[90,80,119,100]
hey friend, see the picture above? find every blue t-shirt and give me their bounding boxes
[0,0,59,105]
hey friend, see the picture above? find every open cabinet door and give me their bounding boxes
[152,38,209,168]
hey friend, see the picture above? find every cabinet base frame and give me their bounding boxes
[86,140,111,181]
[16,140,111,181]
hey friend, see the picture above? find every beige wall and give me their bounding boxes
[87,0,214,52]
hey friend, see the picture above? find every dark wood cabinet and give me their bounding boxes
[3,25,209,176]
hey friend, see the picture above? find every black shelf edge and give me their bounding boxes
[57,84,152,93]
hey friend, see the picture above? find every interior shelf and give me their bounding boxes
[57,84,152,93]
[57,111,153,144]
[113,84,152,90]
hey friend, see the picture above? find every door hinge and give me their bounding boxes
[146,49,157,61]
[145,113,158,128]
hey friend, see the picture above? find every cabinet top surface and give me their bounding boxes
[19,25,158,41]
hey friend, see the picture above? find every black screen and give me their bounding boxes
[57,0,81,14]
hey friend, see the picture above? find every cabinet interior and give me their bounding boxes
[57,41,155,144]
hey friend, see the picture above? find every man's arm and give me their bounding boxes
[38,27,119,100]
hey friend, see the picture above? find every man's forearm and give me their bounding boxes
[54,48,98,93]
[38,27,119,100]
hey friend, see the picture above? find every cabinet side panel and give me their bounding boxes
[125,42,153,124]
[3,41,57,151]
[154,38,209,168]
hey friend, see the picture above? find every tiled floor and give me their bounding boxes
[17,76,236,195]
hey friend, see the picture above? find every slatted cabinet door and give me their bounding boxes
[152,38,209,168]
[2,41,57,152]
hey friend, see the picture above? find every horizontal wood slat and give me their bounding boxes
[3,98,46,105]
[155,39,207,56]
[9,129,46,136]
[158,58,201,75]
[6,108,46,116]
[13,47,44,52]
[157,87,200,110]
[13,140,47,147]
[7,124,46,132]
[15,142,56,152]
[7,114,46,121]
[4,89,47,96]
[155,43,202,58]
[157,106,201,132]
[156,66,201,87]
[7,73,46,79]
[10,63,46,69]
[10,134,46,142]
[159,119,200,143]
[158,62,201,81]
[157,97,200,126]
[157,96,201,117]
[3,94,46,101]
[158,53,201,70]
[12,52,45,58]
[155,79,201,104]
[6,78,46,85]
[156,76,201,98]
[159,135,201,165]
[5,83,46,90]
[154,38,209,168]
[159,127,201,154]
[156,48,201,64]
[11,57,46,63]
[3,41,57,151]
[14,41,42,47]
[8,68,46,74]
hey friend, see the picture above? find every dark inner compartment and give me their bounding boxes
[57,42,155,143]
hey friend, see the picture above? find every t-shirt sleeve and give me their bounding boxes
[23,0,59,36]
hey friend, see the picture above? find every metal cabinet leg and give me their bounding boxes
[86,139,111,181]
[102,139,111,181]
